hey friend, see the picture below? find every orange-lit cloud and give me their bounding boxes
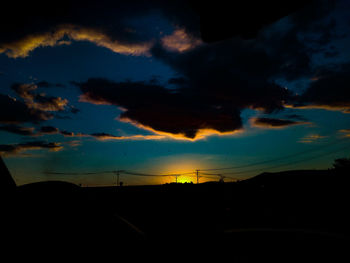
[77,78,245,140]
[66,140,82,148]
[35,126,167,141]
[78,93,113,105]
[161,28,202,52]
[0,94,53,124]
[0,141,63,156]
[35,125,167,141]
[339,129,350,137]
[11,83,68,112]
[298,134,327,143]
[284,103,350,114]
[119,117,244,141]
[0,25,152,58]
[90,132,166,141]
[0,125,35,136]
[34,97,68,112]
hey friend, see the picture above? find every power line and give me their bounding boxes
[45,171,115,175]
[45,169,194,177]
[199,172,239,181]
[200,137,349,172]
[123,171,184,177]
[228,144,350,177]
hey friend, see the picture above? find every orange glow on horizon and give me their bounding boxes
[155,158,215,184]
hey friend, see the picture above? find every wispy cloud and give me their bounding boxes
[250,117,309,129]
[339,129,350,137]
[90,132,166,141]
[11,83,68,112]
[161,28,202,53]
[0,94,52,124]
[298,134,328,143]
[0,125,35,136]
[0,141,63,157]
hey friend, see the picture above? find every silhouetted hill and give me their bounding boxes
[242,169,333,187]
[238,169,350,195]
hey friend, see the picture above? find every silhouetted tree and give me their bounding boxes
[333,157,350,171]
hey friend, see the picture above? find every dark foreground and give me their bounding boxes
[2,166,350,260]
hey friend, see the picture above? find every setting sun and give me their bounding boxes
[156,158,215,184]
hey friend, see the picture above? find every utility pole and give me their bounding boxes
[117,170,120,186]
[196,169,200,184]
[115,170,124,187]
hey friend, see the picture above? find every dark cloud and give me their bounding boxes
[60,130,75,137]
[197,0,314,42]
[59,130,87,137]
[252,117,307,128]
[40,126,87,137]
[78,78,242,139]
[168,77,188,86]
[151,40,293,112]
[0,94,52,124]
[0,125,35,136]
[324,50,339,58]
[0,83,72,125]
[39,126,60,134]
[91,133,117,138]
[293,63,350,112]
[288,0,335,32]
[36,81,66,88]
[0,141,63,156]
[11,83,68,112]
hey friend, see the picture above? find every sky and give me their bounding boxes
[1,0,350,186]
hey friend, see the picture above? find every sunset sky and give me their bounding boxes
[1,0,350,186]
